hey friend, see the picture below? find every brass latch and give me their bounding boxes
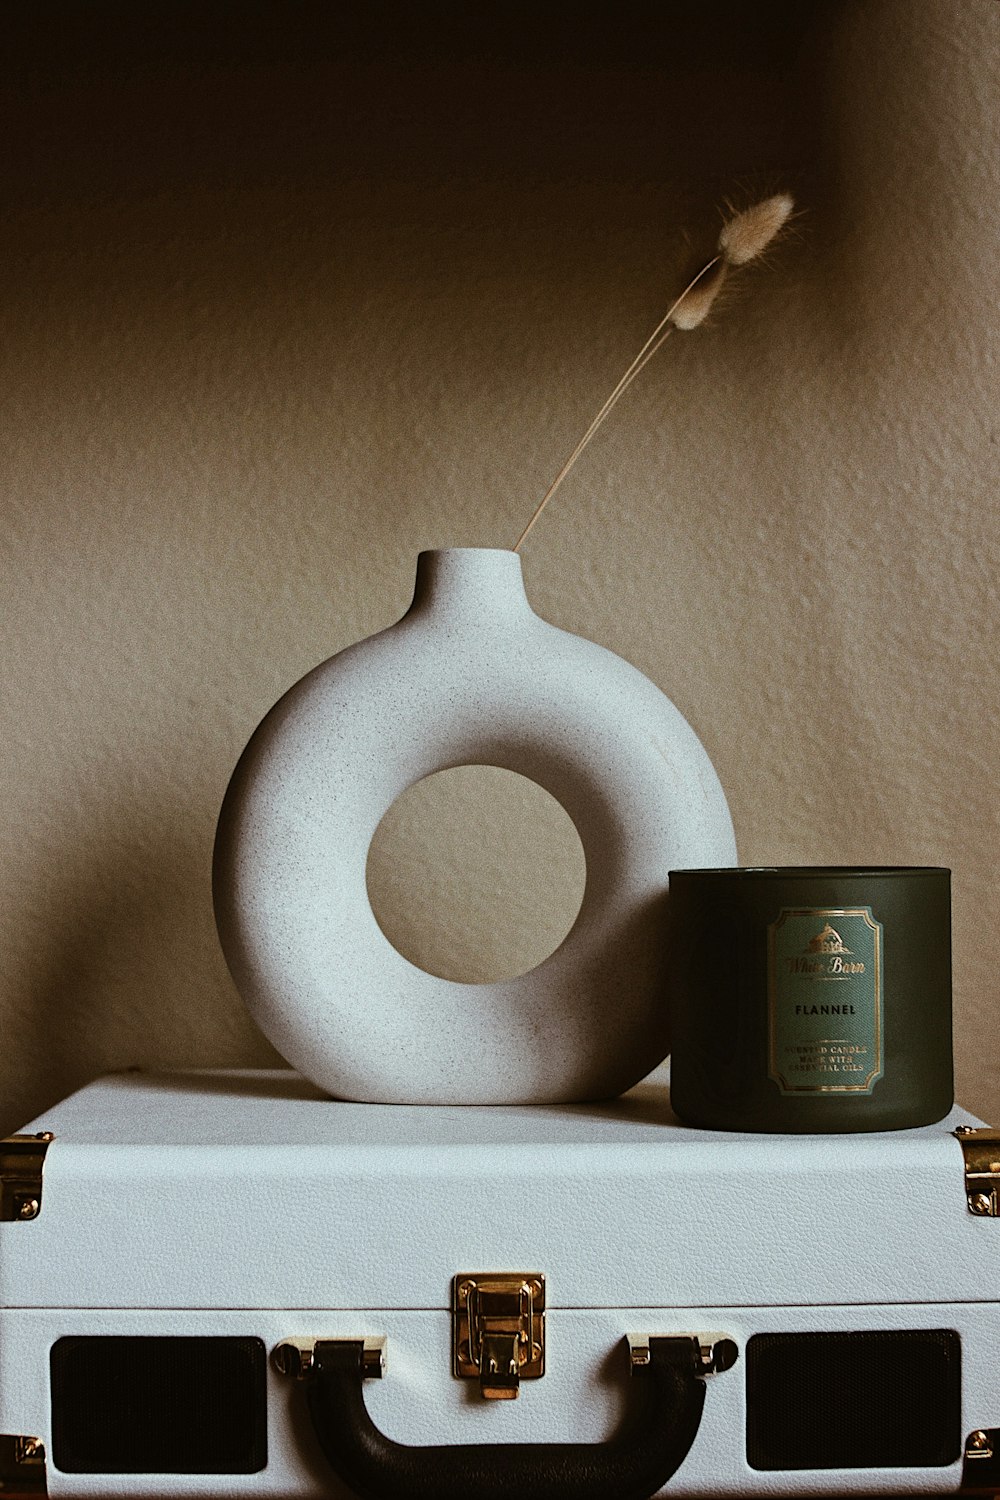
[453,1273,545,1400]
[955,1126,1000,1216]
[0,1435,48,1497]
[0,1134,54,1222]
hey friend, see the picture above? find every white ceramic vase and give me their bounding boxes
[213,548,736,1104]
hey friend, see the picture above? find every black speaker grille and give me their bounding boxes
[746,1329,961,1471]
[50,1335,267,1474]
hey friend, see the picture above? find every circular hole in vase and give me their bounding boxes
[366,765,587,984]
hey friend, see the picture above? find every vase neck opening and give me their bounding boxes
[408,548,533,621]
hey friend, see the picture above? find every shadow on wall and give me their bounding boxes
[2,0,856,1133]
[3,1,840,237]
[0,809,282,1139]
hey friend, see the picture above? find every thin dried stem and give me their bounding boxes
[512,254,722,553]
[510,191,795,554]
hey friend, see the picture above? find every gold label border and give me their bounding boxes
[767,906,883,1095]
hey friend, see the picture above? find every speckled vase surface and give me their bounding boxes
[213,548,736,1104]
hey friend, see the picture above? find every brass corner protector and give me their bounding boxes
[954,1126,1000,1217]
[0,1135,54,1223]
[0,1435,48,1497]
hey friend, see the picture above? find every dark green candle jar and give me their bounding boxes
[667,867,953,1132]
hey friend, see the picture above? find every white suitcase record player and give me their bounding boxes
[2,1063,1000,1498]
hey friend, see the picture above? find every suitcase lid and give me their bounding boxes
[1,1068,992,1311]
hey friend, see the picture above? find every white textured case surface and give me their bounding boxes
[1,1068,995,1497]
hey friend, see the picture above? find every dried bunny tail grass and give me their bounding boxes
[511,190,796,552]
[718,192,794,266]
[669,258,728,330]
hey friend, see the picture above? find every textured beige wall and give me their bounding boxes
[2,1,997,1135]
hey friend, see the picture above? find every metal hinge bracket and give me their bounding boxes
[0,1435,48,1497]
[272,1336,386,1381]
[954,1126,1000,1216]
[453,1272,545,1400]
[0,1134,54,1222]
[627,1331,739,1376]
[960,1427,1000,1493]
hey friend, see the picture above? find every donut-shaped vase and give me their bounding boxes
[213,548,737,1103]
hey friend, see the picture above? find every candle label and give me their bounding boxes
[767,907,884,1094]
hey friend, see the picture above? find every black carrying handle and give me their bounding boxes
[305,1336,707,1500]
